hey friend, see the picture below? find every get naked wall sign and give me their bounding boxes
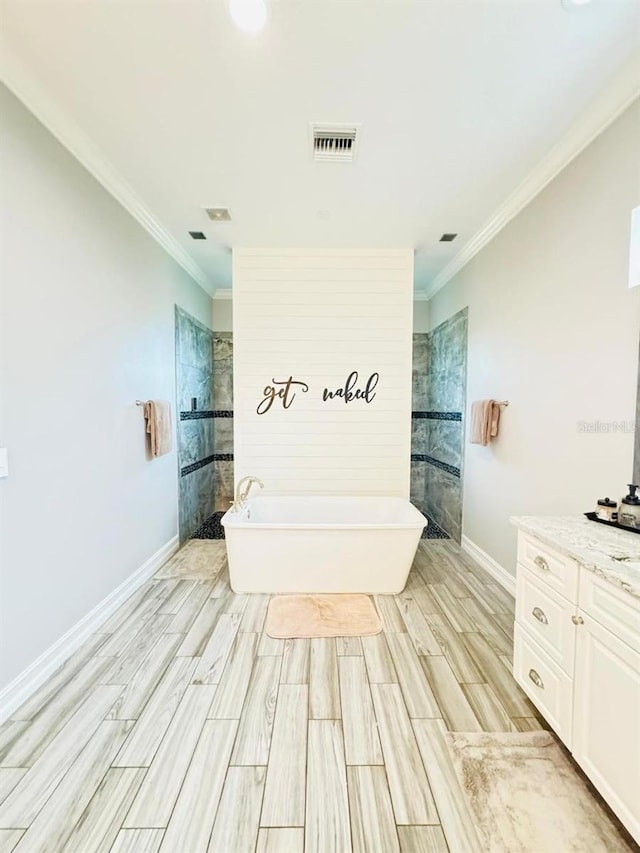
[257,371,379,415]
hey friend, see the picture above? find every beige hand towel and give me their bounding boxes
[143,400,173,458]
[489,400,501,439]
[470,399,500,446]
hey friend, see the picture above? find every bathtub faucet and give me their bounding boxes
[231,476,264,512]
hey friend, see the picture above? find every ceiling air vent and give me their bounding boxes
[311,123,360,162]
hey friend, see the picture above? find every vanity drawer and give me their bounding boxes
[517,533,579,601]
[516,566,577,674]
[514,624,573,747]
[579,570,640,655]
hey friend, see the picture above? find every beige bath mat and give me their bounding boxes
[265,594,382,639]
[154,539,226,581]
[446,731,633,852]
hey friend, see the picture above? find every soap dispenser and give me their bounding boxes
[618,485,640,530]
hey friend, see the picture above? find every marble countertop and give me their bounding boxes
[510,516,640,599]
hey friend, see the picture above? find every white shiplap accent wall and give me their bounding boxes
[233,249,414,496]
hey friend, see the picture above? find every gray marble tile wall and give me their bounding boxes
[213,332,234,513]
[175,307,216,541]
[426,308,467,415]
[412,334,429,412]
[411,333,429,517]
[213,332,233,410]
[411,309,468,542]
[424,465,464,541]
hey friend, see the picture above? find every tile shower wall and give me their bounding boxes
[212,332,234,513]
[187,331,235,540]
[195,312,462,538]
[175,307,216,541]
[411,308,468,541]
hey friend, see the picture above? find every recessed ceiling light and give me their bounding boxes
[440,233,457,242]
[229,0,268,33]
[189,231,207,240]
[561,0,592,9]
[204,208,232,222]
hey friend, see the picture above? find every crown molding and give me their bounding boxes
[425,55,640,301]
[413,291,430,301]
[0,42,213,296]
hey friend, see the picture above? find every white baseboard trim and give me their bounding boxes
[461,535,516,597]
[0,535,179,724]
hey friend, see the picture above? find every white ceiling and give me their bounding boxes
[1,0,639,296]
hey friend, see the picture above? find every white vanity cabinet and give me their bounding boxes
[513,529,640,844]
[573,569,640,842]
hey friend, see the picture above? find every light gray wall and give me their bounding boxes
[413,300,430,332]
[429,100,640,575]
[212,298,233,331]
[0,85,212,690]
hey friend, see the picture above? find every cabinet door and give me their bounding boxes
[573,612,640,845]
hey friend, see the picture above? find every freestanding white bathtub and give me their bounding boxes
[221,495,427,594]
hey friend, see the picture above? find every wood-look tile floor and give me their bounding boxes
[0,541,561,852]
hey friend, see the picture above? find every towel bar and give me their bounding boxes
[135,400,145,406]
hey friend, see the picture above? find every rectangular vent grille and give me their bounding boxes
[312,124,359,162]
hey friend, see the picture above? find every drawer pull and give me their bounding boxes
[532,607,548,625]
[528,668,544,689]
[533,555,549,572]
[571,615,584,626]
